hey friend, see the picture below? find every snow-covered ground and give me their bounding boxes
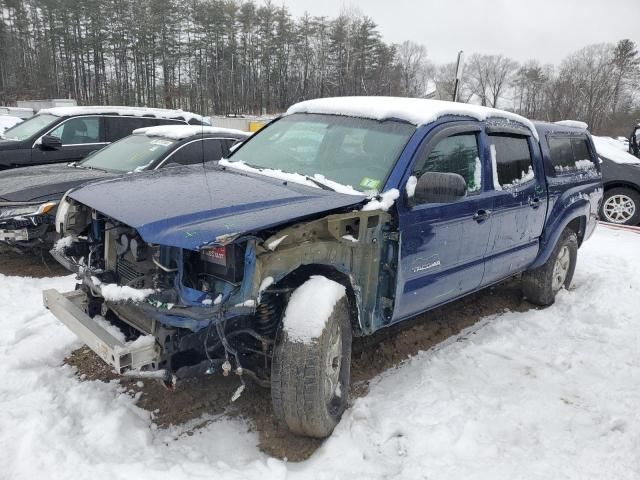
[1,226,639,479]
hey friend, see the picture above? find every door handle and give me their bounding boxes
[473,209,492,222]
[529,197,541,209]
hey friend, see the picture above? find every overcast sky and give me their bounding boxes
[281,0,639,65]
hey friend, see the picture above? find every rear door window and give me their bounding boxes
[489,135,534,189]
[548,136,595,173]
[104,117,154,142]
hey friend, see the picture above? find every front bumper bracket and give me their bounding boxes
[43,289,159,373]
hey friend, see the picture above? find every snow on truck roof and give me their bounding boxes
[37,106,205,123]
[554,120,589,130]
[133,125,250,140]
[287,96,539,139]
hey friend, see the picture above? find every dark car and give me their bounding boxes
[46,97,601,438]
[590,136,640,225]
[0,106,205,170]
[0,125,249,248]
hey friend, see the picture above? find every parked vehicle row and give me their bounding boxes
[0,125,249,248]
[37,97,603,439]
[0,107,249,249]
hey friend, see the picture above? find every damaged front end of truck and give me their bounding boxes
[44,183,399,390]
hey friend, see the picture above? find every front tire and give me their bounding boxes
[600,187,640,225]
[522,229,578,306]
[271,279,352,438]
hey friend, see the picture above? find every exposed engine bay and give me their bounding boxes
[51,194,396,388]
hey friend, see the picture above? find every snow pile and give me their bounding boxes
[555,120,588,129]
[472,156,482,192]
[501,166,536,189]
[288,96,539,140]
[405,175,417,198]
[219,159,365,196]
[94,315,127,342]
[127,334,155,349]
[0,115,22,134]
[282,276,346,343]
[38,106,205,123]
[92,277,155,303]
[133,125,249,140]
[490,144,502,190]
[555,160,596,173]
[2,227,640,479]
[362,188,400,211]
[593,136,640,165]
[574,159,596,170]
[52,235,74,253]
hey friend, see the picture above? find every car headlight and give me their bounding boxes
[55,193,71,234]
[0,201,57,220]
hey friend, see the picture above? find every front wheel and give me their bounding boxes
[522,229,578,306]
[599,187,640,225]
[270,276,352,438]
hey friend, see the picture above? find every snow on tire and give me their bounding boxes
[271,276,352,438]
[522,229,578,306]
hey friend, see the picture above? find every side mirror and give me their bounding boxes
[40,135,62,150]
[413,172,467,204]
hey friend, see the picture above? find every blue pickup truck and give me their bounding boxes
[44,97,602,438]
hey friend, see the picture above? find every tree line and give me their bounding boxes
[0,0,638,134]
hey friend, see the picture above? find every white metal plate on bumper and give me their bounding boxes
[0,228,29,241]
[42,289,158,373]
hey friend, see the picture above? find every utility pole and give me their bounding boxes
[452,50,465,102]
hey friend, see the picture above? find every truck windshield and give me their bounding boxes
[1,114,58,141]
[227,113,415,193]
[80,134,175,172]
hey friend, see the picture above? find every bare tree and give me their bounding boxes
[395,40,430,97]
[466,53,518,107]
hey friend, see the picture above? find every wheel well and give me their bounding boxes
[603,182,640,195]
[565,216,586,246]
[273,264,362,336]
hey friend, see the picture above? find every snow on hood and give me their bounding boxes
[68,164,367,250]
[555,120,588,130]
[0,115,22,134]
[38,106,205,123]
[593,136,640,165]
[287,96,539,140]
[133,125,250,140]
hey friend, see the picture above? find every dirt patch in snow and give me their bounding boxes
[0,247,68,278]
[65,277,532,462]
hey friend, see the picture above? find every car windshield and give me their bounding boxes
[80,134,176,172]
[227,113,415,193]
[1,114,58,141]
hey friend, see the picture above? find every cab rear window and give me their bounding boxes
[548,136,596,174]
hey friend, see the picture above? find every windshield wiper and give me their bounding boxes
[305,175,337,192]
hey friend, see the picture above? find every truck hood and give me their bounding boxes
[0,163,114,202]
[69,164,368,250]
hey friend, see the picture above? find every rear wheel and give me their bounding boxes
[271,278,352,438]
[522,229,578,306]
[600,187,640,225]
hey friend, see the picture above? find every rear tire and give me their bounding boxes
[271,281,352,438]
[522,229,578,306]
[599,187,640,225]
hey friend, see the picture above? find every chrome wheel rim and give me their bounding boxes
[324,321,342,402]
[552,245,570,292]
[603,194,636,224]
